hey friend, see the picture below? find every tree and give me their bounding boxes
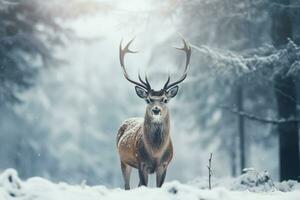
[270,0,300,181]
[0,0,69,175]
[1,0,59,104]
[0,0,103,179]
[0,0,101,104]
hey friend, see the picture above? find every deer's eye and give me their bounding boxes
[160,98,167,103]
[147,98,154,104]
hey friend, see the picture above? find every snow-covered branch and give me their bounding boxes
[191,39,300,79]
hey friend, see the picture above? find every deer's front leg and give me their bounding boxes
[121,162,132,190]
[156,163,167,187]
[138,163,148,187]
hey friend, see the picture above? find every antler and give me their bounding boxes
[163,37,191,90]
[119,38,151,90]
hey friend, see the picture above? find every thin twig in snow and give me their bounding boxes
[207,153,212,190]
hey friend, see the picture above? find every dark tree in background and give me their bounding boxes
[0,1,67,175]
[0,0,97,104]
[0,0,101,178]
[271,0,300,181]
[0,1,60,104]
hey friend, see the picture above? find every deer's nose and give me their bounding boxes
[152,107,161,115]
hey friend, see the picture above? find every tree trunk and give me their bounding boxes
[230,134,237,177]
[274,78,300,181]
[271,0,300,181]
[236,84,245,174]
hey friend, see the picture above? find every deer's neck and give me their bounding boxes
[143,112,170,155]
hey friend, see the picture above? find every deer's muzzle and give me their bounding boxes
[152,106,161,115]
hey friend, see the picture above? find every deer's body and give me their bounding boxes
[117,118,173,169]
[117,116,173,188]
[117,37,191,190]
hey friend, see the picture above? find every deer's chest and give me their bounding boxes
[137,140,173,174]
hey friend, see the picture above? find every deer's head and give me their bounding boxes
[119,37,191,122]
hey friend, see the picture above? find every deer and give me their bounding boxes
[116,37,191,190]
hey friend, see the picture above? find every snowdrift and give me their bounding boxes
[0,168,299,200]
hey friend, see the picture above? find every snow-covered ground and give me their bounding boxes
[0,168,299,200]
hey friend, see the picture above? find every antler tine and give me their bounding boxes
[145,75,151,89]
[138,72,151,90]
[119,38,149,90]
[175,36,191,68]
[163,74,170,89]
[138,72,144,84]
[164,36,191,90]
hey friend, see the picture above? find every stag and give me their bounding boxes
[116,37,191,190]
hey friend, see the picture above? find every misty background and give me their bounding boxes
[0,0,300,187]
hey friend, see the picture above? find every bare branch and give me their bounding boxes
[221,105,300,124]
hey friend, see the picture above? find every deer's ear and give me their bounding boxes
[135,86,148,99]
[166,86,179,98]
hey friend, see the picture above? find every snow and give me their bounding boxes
[0,169,300,200]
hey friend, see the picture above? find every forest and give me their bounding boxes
[0,0,300,199]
